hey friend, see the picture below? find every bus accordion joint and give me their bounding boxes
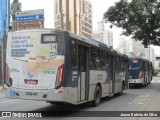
[55,64,64,89]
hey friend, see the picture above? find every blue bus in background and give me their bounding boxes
[129,57,153,87]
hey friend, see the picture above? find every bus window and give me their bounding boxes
[71,55,77,68]
[101,50,108,71]
[70,40,76,53]
[70,40,77,68]
[90,47,101,70]
[90,57,96,70]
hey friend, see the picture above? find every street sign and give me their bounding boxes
[16,15,44,22]
[16,20,44,30]
[15,9,44,30]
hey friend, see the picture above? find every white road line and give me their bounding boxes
[151,80,156,82]
[137,103,143,104]
[0,99,21,104]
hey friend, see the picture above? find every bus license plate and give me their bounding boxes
[25,92,38,96]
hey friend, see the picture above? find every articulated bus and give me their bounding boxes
[129,57,153,87]
[5,29,129,106]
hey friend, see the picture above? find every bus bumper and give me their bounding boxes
[4,87,65,102]
[129,78,143,84]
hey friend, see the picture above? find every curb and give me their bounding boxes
[0,86,4,92]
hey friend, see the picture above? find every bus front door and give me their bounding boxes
[77,45,89,102]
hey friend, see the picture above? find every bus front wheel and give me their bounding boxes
[92,85,101,107]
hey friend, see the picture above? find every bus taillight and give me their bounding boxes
[139,70,143,79]
[6,64,11,87]
[55,64,64,89]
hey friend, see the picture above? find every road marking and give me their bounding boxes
[128,102,133,104]
[0,99,21,104]
[131,92,157,120]
[151,80,160,83]
[137,103,143,104]
[129,94,150,106]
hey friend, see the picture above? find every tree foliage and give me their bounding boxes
[104,0,160,47]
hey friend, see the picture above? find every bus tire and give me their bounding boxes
[92,85,101,107]
[47,101,64,105]
[117,83,124,96]
[144,79,147,87]
[144,83,147,87]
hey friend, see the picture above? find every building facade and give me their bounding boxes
[145,46,155,65]
[93,22,113,49]
[116,37,129,55]
[155,56,160,69]
[54,0,92,38]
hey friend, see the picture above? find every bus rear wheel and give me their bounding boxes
[117,82,124,96]
[92,85,101,107]
[46,101,64,105]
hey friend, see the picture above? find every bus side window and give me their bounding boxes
[71,55,77,68]
[101,59,107,70]
[90,58,94,69]
[90,57,96,70]
[90,47,100,70]
[101,50,107,71]
[70,40,76,53]
[70,40,77,68]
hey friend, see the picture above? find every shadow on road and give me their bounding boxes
[29,93,128,117]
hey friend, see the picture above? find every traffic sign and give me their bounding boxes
[16,14,44,22]
[16,20,44,30]
[15,9,44,30]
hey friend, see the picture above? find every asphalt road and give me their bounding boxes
[0,77,160,120]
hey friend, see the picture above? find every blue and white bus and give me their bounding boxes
[129,57,153,87]
[5,29,129,106]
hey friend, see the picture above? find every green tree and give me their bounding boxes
[104,0,160,47]
[153,69,160,76]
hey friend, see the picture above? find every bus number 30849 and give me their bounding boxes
[25,92,37,96]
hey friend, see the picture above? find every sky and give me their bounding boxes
[10,0,160,55]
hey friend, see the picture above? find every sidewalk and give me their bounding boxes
[0,85,4,92]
